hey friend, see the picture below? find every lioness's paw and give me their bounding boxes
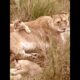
[31,53,39,59]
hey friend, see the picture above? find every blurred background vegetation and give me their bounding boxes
[10,0,70,22]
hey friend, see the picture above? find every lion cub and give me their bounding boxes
[10,60,42,79]
[10,19,31,33]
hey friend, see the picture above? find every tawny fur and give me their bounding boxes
[10,19,31,33]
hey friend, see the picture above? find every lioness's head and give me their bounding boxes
[52,13,70,33]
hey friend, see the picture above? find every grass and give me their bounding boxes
[10,0,70,21]
[10,0,70,80]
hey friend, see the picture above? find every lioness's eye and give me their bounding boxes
[64,20,67,24]
[57,21,60,24]
[18,20,21,23]
[64,20,66,22]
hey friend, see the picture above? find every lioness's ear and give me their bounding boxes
[66,13,69,18]
[61,13,69,19]
[51,14,58,19]
[65,13,70,21]
[51,14,60,22]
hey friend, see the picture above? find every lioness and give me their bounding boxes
[10,13,69,66]
[15,13,69,43]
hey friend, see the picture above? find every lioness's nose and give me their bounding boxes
[62,28,66,31]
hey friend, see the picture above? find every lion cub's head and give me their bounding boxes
[10,19,31,33]
[52,13,70,33]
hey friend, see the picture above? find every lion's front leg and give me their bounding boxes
[18,49,39,60]
[20,22,31,33]
[11,69,26,75]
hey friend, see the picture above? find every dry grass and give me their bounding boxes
[10,0,70,21]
